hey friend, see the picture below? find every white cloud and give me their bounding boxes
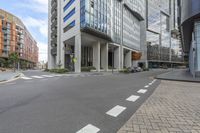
[17,0,48,14]
[23,16,48,37]
[37,42,48,62]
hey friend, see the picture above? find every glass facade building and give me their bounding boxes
[147,0,183,68]
[80,0,111,36]
[48,0,183,72]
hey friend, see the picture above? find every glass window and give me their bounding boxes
[63,20,75,33]
[63,8,76,22]
[63,0,75,12]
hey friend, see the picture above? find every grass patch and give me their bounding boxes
[46,68,69,74]
[81,66,96,72]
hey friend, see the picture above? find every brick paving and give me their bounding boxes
[118,80,200,133]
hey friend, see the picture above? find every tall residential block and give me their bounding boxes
[48,0,147,72]
[0,9,38,68]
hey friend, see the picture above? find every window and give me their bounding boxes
[63,8,75,22]
[63,0,75,12]
[63,20,75,33]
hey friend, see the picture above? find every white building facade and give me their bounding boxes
[48,0,147,72]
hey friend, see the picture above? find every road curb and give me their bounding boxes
[155,70,200,83]
[155,77,200,83]
[0,73,24,84]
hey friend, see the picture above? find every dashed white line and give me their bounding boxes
[149,83,153,85]
[76,124,100,133]
[106,105,126,117]
[144,85,149,88]
[41,75,54,78]
[31,76,44,79]
[137,89,148,94]
[21,77,32,80]
[152,79,157,83]
[126,95,140,102]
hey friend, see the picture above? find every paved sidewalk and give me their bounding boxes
[118,80,200,133]
[156,69,200,82]
[0,71,21,82]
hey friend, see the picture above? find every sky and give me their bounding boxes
[0,0,48,62]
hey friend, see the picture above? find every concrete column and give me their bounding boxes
[60,42,65,69]
[75,34,81,73]
[120,46,124,70]
[114,47,120,70]
[125,50,132,68]
[101,43,108,71]
[93,41,100,72]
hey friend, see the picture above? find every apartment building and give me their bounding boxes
[48,0,147,72]
[0,9,38,68]
[146,0,183,68]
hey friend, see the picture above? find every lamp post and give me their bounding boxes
[112,46,114,74]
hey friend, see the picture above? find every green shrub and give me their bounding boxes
[143,68,149,71]
[108,66,116,69]
[119,68,130,74]
[49,68,69,73]
[81,66,96,72]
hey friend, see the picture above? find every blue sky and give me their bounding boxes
[0,0,48,62]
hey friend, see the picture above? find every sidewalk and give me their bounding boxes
[156,69,200,82]
[0,71,21,82]
[118,80,200,133]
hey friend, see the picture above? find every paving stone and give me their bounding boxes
[118,80,200,133]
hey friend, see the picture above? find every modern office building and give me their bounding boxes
[48,0,147,72]
[178,0,200,76]
[0,9,38,68]
[146,0,183,68]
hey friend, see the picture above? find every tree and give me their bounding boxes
[0,58,6,67]
[8,52,19,72]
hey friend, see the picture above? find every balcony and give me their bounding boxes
[51,19,57,28]
[51,11,57,21]
[51,0,56,6]
[2,53,9,57]
[51,28,57,38]
[51,47,57,56]
[51,2,57,13]
[51,38,57,46]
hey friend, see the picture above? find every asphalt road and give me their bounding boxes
[0,70,167,133]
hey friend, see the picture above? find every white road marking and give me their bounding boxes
[31,76,44,79]
[126,95,140,102]
[76,124,100,133]
[149,83,153,85]
[106,105,126,117]
[41,75,54,78]
[21,77,32,80]
[152,79,157,83]
[144,85,149,88]
[137,89,148,94]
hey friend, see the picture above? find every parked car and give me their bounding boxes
[128,67,142,73]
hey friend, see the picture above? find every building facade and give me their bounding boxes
[0,9,38,68]
[178,0,200,76]
[48,0,147,72]
[146,0,183,68]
